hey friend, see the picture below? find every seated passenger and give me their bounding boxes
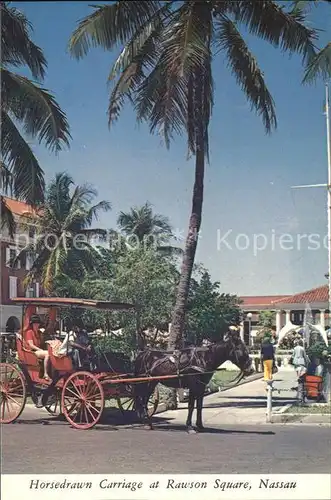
[25,314,51,381]
[59,322,94,369]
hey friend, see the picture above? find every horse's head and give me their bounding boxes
[223,329,254,376]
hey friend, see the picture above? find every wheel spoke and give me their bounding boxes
[6,391,24,398]
[72,380,85,397]
[85,400,100,413]
[85,401,98,419]
[65,385,82,399]
[85,381,98,399]
[122,398,134,410]
[85,390,101,402]
[62,372,104,429]
[72,404,82,422]
[64,396,77,408]
[0,363,26,423]
[6,393,21,407]
[83,405,89,423]
[5,398,12,416]
[64,400,78,415]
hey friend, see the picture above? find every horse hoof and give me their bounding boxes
[143,424,153,430]
[196,426,205,433]
[187,427,196,434]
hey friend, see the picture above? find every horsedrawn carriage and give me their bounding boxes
[0,297,253,432]
[0,297,159,429]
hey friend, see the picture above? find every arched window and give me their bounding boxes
[5,316,20,333]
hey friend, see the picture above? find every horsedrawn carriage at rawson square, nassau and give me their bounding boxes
[0,297,160,429]
[0,297,254,432]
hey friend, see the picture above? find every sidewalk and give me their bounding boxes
[158,367,298,426]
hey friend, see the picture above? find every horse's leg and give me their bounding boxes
[186,390,196,434]
[196,390,205,432]
[141,383,154,430]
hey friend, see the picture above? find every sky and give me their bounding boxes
[12,1,331,296]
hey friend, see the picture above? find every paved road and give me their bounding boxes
[161,370,299,426]
[2,406,331,474]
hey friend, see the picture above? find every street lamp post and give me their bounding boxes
[291,82,331,320]
[247,312,253,346]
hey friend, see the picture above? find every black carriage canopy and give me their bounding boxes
[11,297,136,311]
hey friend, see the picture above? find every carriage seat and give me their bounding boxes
[16,334,44,376]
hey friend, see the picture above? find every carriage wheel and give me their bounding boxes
[117,384,160,418]
[0,363,27,423]
[45,388,62,416]
[116,384,135,414]
[61,371,104,430]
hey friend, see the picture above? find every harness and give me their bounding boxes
[142,347,208,377]
[138,341,246,389]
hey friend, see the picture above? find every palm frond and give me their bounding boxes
[303,42,331,83]
[290,0,331,14]
[1,2,47,79]
[108,12,165,125]
[0,161,13,193]
[69,1,162,59]
[136,2,213,152]
[69,183,98,209]
[233,0,318,65]
[216,17,277,133]
[2,69,71,153]
[0,195,16,237]
[22,172,112,292]
[1,109,45,204]
[47,172,73,219]
[108,4,170,81]
[85,200,112,225]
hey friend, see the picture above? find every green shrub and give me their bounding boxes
[92,333,135,358]
[158,384,177,409]
[307,342,331,364]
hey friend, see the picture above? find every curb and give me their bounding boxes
[271,412,331,424]
[272,403,294,415]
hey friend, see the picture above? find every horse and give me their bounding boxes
[94,350,132,374]
[133,330,254,433]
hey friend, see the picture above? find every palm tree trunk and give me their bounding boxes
[168,143,205,349]
[165,134,205,411]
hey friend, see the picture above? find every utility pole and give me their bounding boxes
[291,82,331,320]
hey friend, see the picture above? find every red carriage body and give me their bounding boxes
[0,298,159,429]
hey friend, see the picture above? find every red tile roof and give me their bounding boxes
[3,197,34,216]
[240,295,290,307]
[272,285,328,305]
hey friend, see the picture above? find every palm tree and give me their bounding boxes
[1,1,71,209]
[117,201,180,254]
[1,164,15,236]
[16,172,111,294]
[290,0,331,83]
[69,1,318,348]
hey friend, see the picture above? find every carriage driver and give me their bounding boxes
[25,314,52,381]
[67,320,95,369]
